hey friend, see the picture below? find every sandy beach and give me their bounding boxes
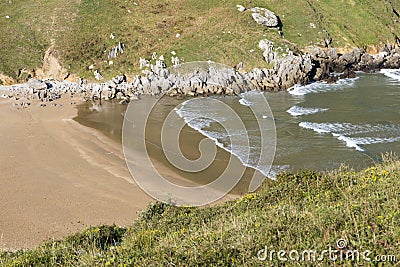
[0,93,151,250]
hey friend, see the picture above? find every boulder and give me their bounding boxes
[94,70,103,80]
[27,79,48,91]
[250,7,279,28]
[237,5,246,12]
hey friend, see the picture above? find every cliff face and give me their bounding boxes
[0,0,399,81]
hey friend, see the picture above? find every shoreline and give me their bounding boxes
[0,43,398,250]
[0,93,239,250]
[0,94,152,250]
[1,45,399,106]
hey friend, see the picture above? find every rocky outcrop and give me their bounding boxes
[250,7,280,28]
[166,67,255,97]
[357,46,400,71]
[1,44,399,106]
[259,39,276,63]
[252,41,400,91]
[308,44,400,76]
[246,54,314,91]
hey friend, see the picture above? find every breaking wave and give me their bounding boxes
[299,122,400,151]
[288,77,359,96]
[287,105,328,116]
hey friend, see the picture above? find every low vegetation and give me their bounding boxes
[1,0,399,80]
[1,154,399,266]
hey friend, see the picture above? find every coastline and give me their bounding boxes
[0,94,152,250]
[0,93,239,250]
[0,43,398,250]
[1,1,399,263]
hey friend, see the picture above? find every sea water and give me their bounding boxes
[76,70,400,181]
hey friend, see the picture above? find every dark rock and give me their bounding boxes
[326,75,338,84]
[37,90,48,101]
[339,70,356,79]
[112,75,127,84]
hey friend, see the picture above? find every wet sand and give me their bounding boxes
[0,94,152,250]
[76,99,257,195]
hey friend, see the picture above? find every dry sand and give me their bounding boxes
[0,93,151,250]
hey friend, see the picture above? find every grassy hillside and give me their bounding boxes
[1,155,399,266]
[0,0,399,80]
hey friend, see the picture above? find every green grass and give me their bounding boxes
[0,0,78,78]
[1,154,399,266]
[1,0,399,80]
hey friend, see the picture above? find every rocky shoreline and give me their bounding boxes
[1,44,399,106]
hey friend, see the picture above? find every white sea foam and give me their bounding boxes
[300,122,400,151]
[332,133,365,151]
[353,136,400,145]
[239,90,261,107]
[288,77,359,96]
[299,122,332,133]
[299,122,400,135]
[268,165,290,180]
[380,69,400,82]
[239,98,253,106]
[332,134,400,152]
[286,105,328,116]
[175,98,271,176]
[240,90,264,102]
